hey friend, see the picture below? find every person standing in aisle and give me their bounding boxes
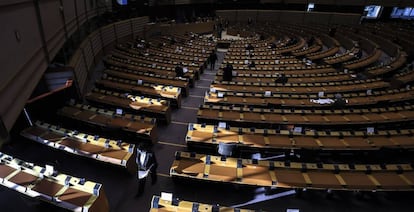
[135,143,158,197]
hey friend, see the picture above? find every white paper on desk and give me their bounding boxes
[218,122,227,129]
[161,192,173,201]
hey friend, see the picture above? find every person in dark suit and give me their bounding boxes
[223,63,233,81]
[209,50,218,70]
[136,143,158,197]
[175,63,184,77]
[275,73,288,84]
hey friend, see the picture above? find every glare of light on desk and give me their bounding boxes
[231,187,296,208]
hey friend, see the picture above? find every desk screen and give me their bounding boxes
[117,0,128,5]
[364,5,383,19]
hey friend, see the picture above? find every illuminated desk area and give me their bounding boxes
[21,121,137,174]
[0,152,109,212]
[170,151,414,192]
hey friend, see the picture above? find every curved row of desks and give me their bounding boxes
[57,103,157,143]
[204,88,414,108]
[85,88,172,124]
[104,68,190,97]
[197,104,414,127]
[20,121,137,174]
[170,151,414,191]
[95,76,182,108]
[0,152,109,212]
[150,195,259,212]
[186,123,414,151]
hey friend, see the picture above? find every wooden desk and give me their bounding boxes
[150,195,259,212]
[86,88,171,124]
[57,104,157,143]
[170,151,414,191]
[96,76,182,108]
[186,123,414,151]
[0,152,109,212]
[21,121,137,174]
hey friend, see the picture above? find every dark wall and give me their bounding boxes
[0,0,111,131]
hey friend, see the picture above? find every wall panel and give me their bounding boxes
[237,10,259,23]
[304,12,331,25]
[115,20,132,39]
[62,0,77,35]
[0,3,44,90]
[133,18,148,38]
[39,0,65,60]
[258,10,281,23]
[76,0,87,27]
[101,25,116,46]
[279,10,305,23]
[330,13,360,24]
[216,10,238,23]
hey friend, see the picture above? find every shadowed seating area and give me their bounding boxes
[1,1,414,212]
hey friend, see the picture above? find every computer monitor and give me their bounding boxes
[117,0,128,5]
[364,5,383,19]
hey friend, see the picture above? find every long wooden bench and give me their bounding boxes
[104,69,190,97]
[186,123,414,151]
[57,103,157,143]
[0,152,109,212]
[204,88,414,108]
[170,151,414,191]
[210,79,389,94]
[110,51,198,81]
[21,121,137,174]
[366,50,407,76]
[217,65,336,75]
[343,48,383,70]
[324,48,360,65]
[105,57,196,88]
[215,72,352,84]
[197,104,414,127]
[95,76,182,108]
[150,195,259,212]
[85,88,172,124]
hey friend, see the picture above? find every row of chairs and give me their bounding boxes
[0,152,109,212]
[95,76,182,108]
[20,121,137,174]
[186,123,414,151]
[85,88,172,124]
[204,88,414,108]
[57,103,157,143]
[170,151,414,191]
